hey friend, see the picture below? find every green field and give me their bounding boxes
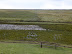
[0,43,72,54]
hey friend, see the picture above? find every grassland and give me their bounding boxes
[0,9,72,44]
[0,9,72,54]
[0,9,72,23]
[0,30,72,44]
[39,24,72,31]
[0,43,72,54]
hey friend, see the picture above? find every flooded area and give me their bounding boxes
[0,24,46,30]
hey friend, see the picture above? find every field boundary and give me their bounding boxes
[0,41,72,48]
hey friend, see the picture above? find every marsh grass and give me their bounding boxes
[0,30,72,44]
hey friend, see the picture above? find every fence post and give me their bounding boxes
[41,42,42,48]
